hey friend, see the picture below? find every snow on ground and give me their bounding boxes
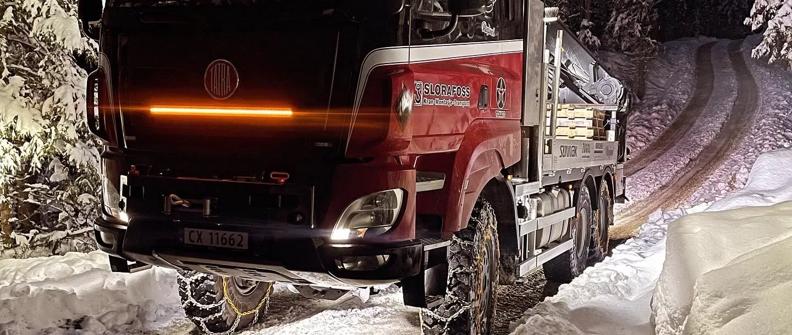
[509,205,704,335]
[0,253,420,335]
[0,251,184,334]
[626,39,737,203]
[512,147,792,335]
[0,252,420,335]
[653,149,792,335]
[245,286,419,335]
[511,36,792,335]
[626,38,707,155]
[686,36,792,204]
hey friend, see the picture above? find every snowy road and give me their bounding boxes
[614,39,760,238]
[624,41,717,177]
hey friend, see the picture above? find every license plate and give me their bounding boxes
[184,228,248,249]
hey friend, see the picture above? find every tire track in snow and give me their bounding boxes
[614,40,759,238]
[625,42,717,177]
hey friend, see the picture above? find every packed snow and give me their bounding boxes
[0,251,183,334]
[510,36,792,335]
[626,38,703,154]
[510,204,702,335]
[653,149,792,335]
[686,34,792,204]
[512,147,792,335]
[625,39,738,203]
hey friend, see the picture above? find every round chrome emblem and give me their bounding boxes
[203,59,239,100]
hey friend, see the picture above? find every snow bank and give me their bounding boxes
[652,148,792,335]
[707,149,792,210]
[509,205,703,335]
[0,251,183,334]
[512,147,792,335]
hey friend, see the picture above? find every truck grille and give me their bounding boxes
[123,175,314,226]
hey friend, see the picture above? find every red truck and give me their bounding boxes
[79,0,629,333]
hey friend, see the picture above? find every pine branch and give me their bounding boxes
[6,64,40,78]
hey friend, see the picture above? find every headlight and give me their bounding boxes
[330,189,404,241]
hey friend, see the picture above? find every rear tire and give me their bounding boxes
[543,184,593,283]
[589,179,613,264]
[177,271,273,334]
[421,200,500,335]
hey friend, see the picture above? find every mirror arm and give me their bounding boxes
[80,20,101,40]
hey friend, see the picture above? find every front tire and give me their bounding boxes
[543,184,593,283]
[177,271,273,334]
[421,200,500,335]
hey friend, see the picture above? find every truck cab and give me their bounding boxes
[81,0,628,333]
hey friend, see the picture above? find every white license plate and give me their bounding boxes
[184,228,248,249]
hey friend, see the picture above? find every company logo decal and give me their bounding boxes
[414,81,471,107]
[496,77,507,110]
[560,145,577,158]
[204,59,239,100]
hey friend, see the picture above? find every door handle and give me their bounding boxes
[478,85,489,109]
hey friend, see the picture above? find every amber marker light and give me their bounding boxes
[149,106,293,118]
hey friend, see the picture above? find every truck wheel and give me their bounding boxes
[543,185,592,283]
[589,179,612,264]
[421,200,500,335]
[177,271,273,334]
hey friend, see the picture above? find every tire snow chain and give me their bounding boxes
[422,302,471,325]
[183,273,224,310]
[450,235,475,247]
[221,277,274,317]
[198,310,240,335]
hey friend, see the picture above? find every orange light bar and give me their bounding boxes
[150,106,293,118]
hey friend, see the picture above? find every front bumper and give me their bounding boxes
[94,216,422,287]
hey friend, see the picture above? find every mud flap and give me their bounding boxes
[402,244,449,308]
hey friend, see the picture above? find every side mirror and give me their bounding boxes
[448,0,487,17]
[78,0,102,40]
[85,70,109,142]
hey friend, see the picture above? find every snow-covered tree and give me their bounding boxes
[602,0,658,58]
[544,0,657,55]
[577,18,601,49]
[746,0,792,69]
[0,0,99,256]
[714,0,753,27]
[544,0,603,50]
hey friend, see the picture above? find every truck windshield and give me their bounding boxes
[107,0,402,13]
[108,0,334,7]
[106,0,404,23]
